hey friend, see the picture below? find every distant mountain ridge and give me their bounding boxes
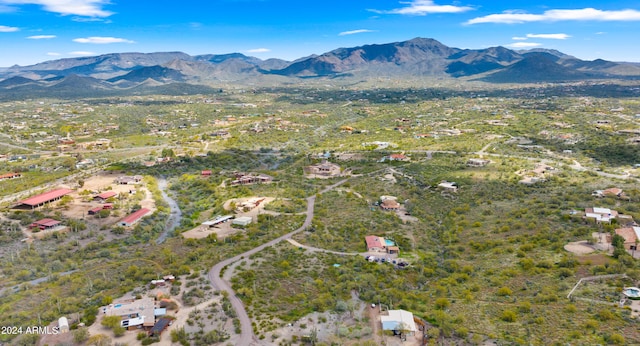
[2,37,640,97]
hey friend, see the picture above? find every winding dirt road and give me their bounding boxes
[207,179,348,346]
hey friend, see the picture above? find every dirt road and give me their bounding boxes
[207,178,349,346]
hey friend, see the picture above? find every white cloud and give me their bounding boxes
[0,0,113,17]
[0,25,19,32]
[69,51,96,56]
[46,52,60,56]
[371,0,473,16]
[27,34,56,39]
[467,8,640,24]
[507,42,542,48]
[339,29,376,36]
[73,36,134,44]
[512,36,527,40]
[246,48,270,53]
[526,33,570,40]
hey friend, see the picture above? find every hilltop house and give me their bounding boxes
[304,160,341,178]
[230,172,273,186]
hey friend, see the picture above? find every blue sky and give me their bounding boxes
[1,0,640,67]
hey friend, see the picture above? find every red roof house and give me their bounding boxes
[0,172,22,181]
[365,235,386,252]
[118,208,151,227]
[16,188,73,209]
[30,218,61,230]
[94,191,117,201]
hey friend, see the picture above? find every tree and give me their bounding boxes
[87,334,112,346]
[73,328,90,343]
[161,148,176,158]
[101,315,122,329]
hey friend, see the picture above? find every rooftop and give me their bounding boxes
[18,188,74,206]
[381,309,417,333]
[121,208,151,225]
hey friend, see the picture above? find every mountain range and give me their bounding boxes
[1,37,640,98]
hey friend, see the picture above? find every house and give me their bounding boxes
[0,172,22,181]
[585,207,618,223]
[380,196,400,210]
[94,191,117,202]
[304,160,341,178]
[201,170,212,176]
[30,218,61,230]
[237,198,265,212]
[615,227,640,250]
[14,188,74,209]
[592,188,625,199]
[88,206,104,215]
[365,235,386,252]
[388,154,409,162]
[467,158,490,167]
[380,310,417,336]
[437,181,458,193]
[387,246,400,255]
[104,297,156,330]
[118,208,151,227]
[230,173,273,186]
[114,175,143,185]
[232,216,253,227]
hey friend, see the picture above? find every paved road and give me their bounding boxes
[207,178,349,346]
[0,270,78,297]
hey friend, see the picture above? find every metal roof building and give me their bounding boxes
[15,188,73,209]
[118,208,151,227]
[381,309,417,335]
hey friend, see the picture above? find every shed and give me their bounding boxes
[232,216,253,227]
[58,317,69,333]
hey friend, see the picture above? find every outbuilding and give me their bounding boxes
[232,216,253,227]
